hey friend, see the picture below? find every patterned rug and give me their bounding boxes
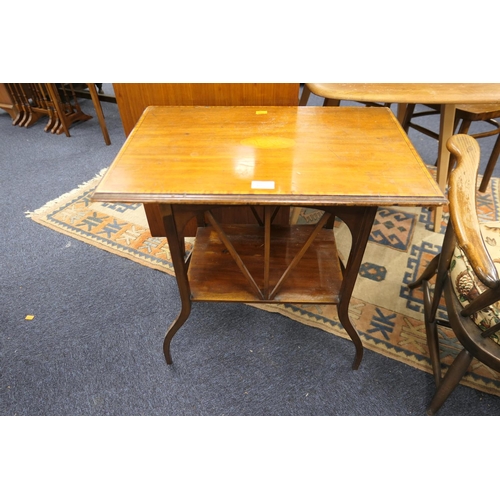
[27,169,500,396]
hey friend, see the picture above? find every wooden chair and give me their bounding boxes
[409,134,500,415]
[403,103,500,192]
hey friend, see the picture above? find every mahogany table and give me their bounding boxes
[300,83,500,231]
[92,105,446,369]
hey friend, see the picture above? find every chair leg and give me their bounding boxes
[422,280,442,385]
[408,254,443,384]
[299,85,311,106]
[479,132,500,192]
[408,253,440,289]
[401,103,416,132]
[426,348,473,415]
[86,83,111,145]
[457,118,472,135]
[323,98,340,106]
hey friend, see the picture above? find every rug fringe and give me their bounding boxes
[25,168,108,219]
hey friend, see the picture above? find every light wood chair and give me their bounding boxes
[409,134,500,415]
[403,103,500,192]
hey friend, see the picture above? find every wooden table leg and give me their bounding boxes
[299,84,311,105]
[86,83,111,145]
[433,103,456,232]
[333,205,377,369]
[396,103,407,124]
[161,204,192,365]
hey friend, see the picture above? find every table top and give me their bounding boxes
[92,105,447,207]
[306,83,500,104]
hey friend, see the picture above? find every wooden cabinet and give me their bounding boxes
[113,83,300,136]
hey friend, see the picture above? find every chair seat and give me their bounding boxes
[455,103,500,120]
[450,220,500,345]
[414,103,500,118]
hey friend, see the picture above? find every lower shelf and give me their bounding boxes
[187,224,343,303]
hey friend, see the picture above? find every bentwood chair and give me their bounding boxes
[409,134,500,415]
[403,103,500,192]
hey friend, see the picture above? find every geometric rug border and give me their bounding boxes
[251,302,500,397]
[26,169,175,276]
